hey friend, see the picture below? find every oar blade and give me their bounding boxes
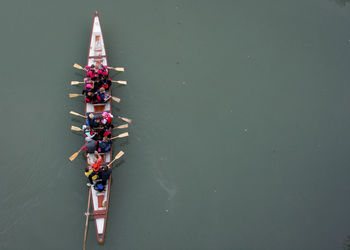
[114,67,124,72]
[107,150,125,167]
[115,124,128,129]
[69,151,80,162]
[117,80,127,85]
[118,116,132,124]
[111,96,121,103]
[114,150,125,160]
[73,63,84,70]
[117,132,129,138]
[111,132,129,140]
[69,93,82,98]
[69,111,86,118]
[71,125,82,131]
[71,81,81,85]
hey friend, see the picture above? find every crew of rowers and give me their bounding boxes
[83,111,114,191]
[82,64,112,103]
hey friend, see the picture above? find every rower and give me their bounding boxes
[99,165,112,186]
[99,75,112,90]
[86,152,102,187]
[96,87,111,103]
[84,91,95,103]
[101,112,113,127]
[85,64,98,80]
[97,136,112,153]
[82,139,97,154]
[83,125,97,141]
[81,82,95,102]
[86,113,99,128]
[97,64,109,78]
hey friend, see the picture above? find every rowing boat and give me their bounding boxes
[86,11,112,244]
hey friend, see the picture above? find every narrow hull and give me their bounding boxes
[86,11,112,244]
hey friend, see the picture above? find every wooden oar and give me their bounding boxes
[69,93,84,98]
[69,149,82,162]
[111,132,129,140]
[71,81,84,85]
[71,126,83,132]
[107,151,125,167]
[70,111,87,119]
[107,66,125,72]
[111,96,121,103]
[72,124,126,131]
[113,124,128,129]
[111,80,127,85]
[73,63,87,71]
[83,188,92,250]
[72,80,127,86]
[118,116,132,124]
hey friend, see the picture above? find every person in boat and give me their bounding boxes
[97,64,109,78]
[86,152,102,187]
[82,83,96,103]
[98,75,112,90]
[96,87,111,103]
[101,112,113,126]
[85,166,98,187]
[85,91,96,103]
[82,139,97,154]
[97,136,112,153]
[85,64,98,80]
[98,112,114,136]
[98,165,112,186]
[83,125,97,141]
[86,113,99,128]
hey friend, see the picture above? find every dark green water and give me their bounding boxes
[1,0,350,249]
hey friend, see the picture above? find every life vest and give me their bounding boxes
[92,158,102,171]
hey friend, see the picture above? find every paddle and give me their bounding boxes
[83,188,92,250]
[107,66,125,72]
[107,151,125,167]
[113,124,128,129]
[69,111,87,119]
[69,149,82,162]
[71,80,127,86]
[111,96,121,103]
[73,63,87,71]
[71,126,83,132]
[118,116,132,124]
[111,80,127,85]
[69,93,83,98]
[111,132,129,140]
[71,124,127,131]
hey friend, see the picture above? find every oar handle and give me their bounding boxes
[83,188,92,250]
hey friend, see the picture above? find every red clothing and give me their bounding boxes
[92,158,102,172]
